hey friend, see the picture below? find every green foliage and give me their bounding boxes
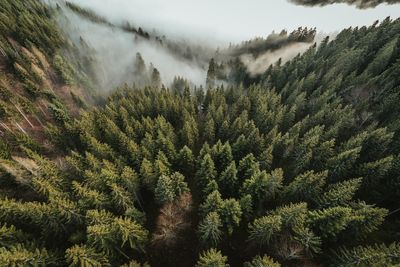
[334,242,400,266]
[154,174,176,204]
[244,255,281,267]
[66,245,110,267]
[196,154,217,192]
[248,215,282,246]
[2,7,400,266]
[0,244,58,267]
[284,170,327,202]
[220,198,242,235]
[198,212,223,247]
[87,216,148,257]
[218,161,238,197]
[155,172,189,205]
[53,54,80,85]
[0,140,11,160]
[308,207,356,239]
[196,248,228,267]
[241,169,283,213]
[0,0,63,55]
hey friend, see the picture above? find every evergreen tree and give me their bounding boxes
[155,174,176,204]
[151,67,161,88]
[196,154,217,191]
[238,153,260,182]
[134,52,146,77]
[196,248,228,267]
[334,242,400,267]
[248,215,282,246]
[176,145,195,176]
[220,198,242,235]
[241,169,283,213]
[316,178,362,208]
[218,161,238,197]
[206,58,216,88]
[198,212,223,247]
[308,207,355,239]
[65,245,110,267]
[200,190,224,216]
[284,170,327,203]
[244,255,281,267]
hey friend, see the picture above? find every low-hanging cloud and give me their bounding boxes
[240,42,313,76]
[54,1,318,90]
[55,2,208,90]
[289,0,400,9]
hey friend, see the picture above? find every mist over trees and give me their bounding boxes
[289,0,400,8]
[0,0,400,266]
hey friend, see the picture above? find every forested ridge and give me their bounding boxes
[290,0,400,9]
[1,0,400,266]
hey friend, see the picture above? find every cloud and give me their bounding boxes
[55,2,209,90]
[240,42,313,75]
[289,0,400,9]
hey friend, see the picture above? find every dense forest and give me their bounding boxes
[1,0,400,266]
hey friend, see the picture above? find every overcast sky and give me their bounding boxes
[67,0,400,44]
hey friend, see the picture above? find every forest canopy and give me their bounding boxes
[0,0,400,266]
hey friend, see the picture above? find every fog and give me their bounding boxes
[65,0,400,43]
[241,42,313,76]
[289,0,400,9]
[52,0,400,90]
[56,6,208,90]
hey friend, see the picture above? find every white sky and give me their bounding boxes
[67,0,400,44]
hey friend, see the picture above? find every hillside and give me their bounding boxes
[0,0,400,267]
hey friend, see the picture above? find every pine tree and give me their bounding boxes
[244,255,281,267]
[196,154,217,191]
[248,215,282,246]
[200,190,224,216]
[151,67,161,88]
[170,172,189,197]
[334,242,400,267]
[87,217,148,257]
[220,198,242,235]
[241,169,283,213]
[139,158,154,190]
[134,52,146,76]
[203,180,219,196]
[238,153,260,182]
[327,148,361,182]
[273,202,308,230]
[308,207,356,239]
[293,226,322,257]
[120,261,150,267]
[284,170,327,203]
[198,212,223,247]
[346,202,387,238]
[176,146,195,174]
[65,245,110,267]
[206,58,216,88]
[204,116,216,144]
[218,161,238,197]
[0,245,58,266]
[155,174,176,204]
[212,141,233,173]
[181,111,199,150]
[316,178,362,208]
[196,248,228,267]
